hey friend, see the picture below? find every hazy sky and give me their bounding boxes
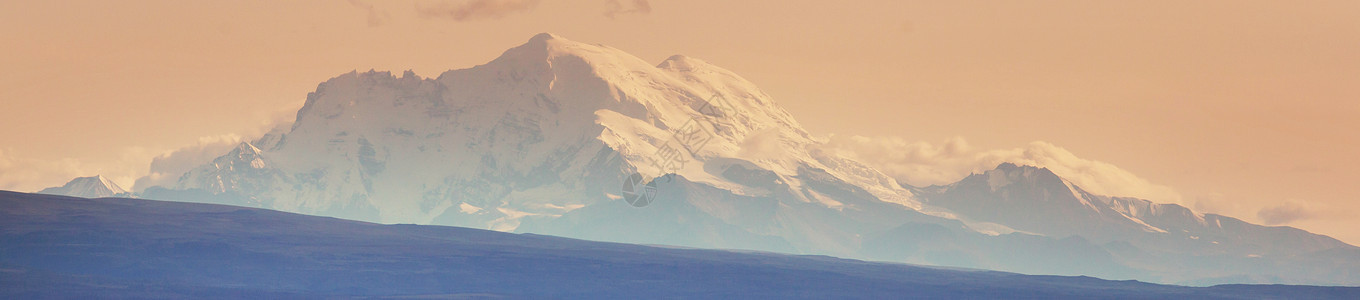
[2,0,1357,244]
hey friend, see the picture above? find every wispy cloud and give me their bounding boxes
[603,0,651,19]
[818,135,1358,226]
[818,136,1184,205]
[418,0,542,22]
[347,0,391,27]
[131,135,245,192]
[736,127,786,161]
[132,105,297,192]
[1258,199,1326,225]
[1192,192,1246,218]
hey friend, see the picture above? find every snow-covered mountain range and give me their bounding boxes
[906,163,1358,285]
[109,33,1357,285]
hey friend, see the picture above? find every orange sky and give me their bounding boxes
[2,0,1357,244]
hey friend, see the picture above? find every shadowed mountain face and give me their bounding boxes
[3,191,1358,299]
[111,33,1358,285]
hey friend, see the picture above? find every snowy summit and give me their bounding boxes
[38,175,129,198]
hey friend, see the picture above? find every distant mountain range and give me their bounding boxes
[5,191,1358,299]
[38,33,1360,286]
[37,175,130,198]
[903,163,1358,285]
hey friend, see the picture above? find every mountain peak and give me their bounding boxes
[971,163,1081,204]
[38,175,129,198]
[657,55,710,71]
[994,162,1023,171]
[234,141,261,155]
[223,141,267,169]
[528,32,563,43]
[167,32,903,231]
[493,32,597,63]
[993,162,1040,172]
[987,163,1060,182]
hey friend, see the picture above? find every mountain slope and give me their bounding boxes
[37,175,129,198]
[915,163,1360,285]
[4,190,1358,299]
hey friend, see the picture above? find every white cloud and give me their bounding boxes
[1191,192,1248,217]
[1257,199,1331,225]
[736,127,785,161]
[132,105,297,191]
[819,135,1185,205]
[131,135,245,191]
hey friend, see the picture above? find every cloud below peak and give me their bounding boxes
[131,135,246,192]
[819,136,1185,205]
[1257,199,1330,225]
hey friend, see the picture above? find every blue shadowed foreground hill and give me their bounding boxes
[1,190,1356,299]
